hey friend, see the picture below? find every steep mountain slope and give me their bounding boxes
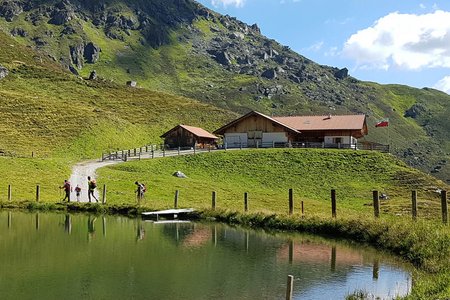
[0,0,449,182]
[0,29,234,158]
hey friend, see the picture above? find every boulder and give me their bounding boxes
[0,65,9,80]
[126,81,137,87]
[173,171,187,178]
[10,27,27,37]
[210,50,232,66]
[334,67,348,79]
[88,70,97,80]
[261,69,277,80]
[70,44,84,69]
[84,42,101,64]
[250,23,260,33]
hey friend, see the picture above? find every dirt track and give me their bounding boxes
[68,159,123,203]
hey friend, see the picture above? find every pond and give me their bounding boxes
[0,211,411,299]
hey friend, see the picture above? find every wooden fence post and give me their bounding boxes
[102,184,107,204]
[244,192,248,212]
[212,191,216,210]
[373,190,380,218]
[8,184,11,201]
[36,185,40,202]
[331,189,336,218]
[174,190,179,209]
[411,190,417,220]
[178,147,180,156]
[288,188,293,215]
[163,147,165,157]
[301,201,304,216]
[146,145,148,152]
[441,190,448,224]
[286,275,294,300]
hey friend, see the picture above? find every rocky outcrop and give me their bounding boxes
[261,69,277,80]
[334,68,349,79]
[404,103,427,119]
[70,44,84,69]
[10,27,27,37]
[0,1,23,22]
[83,42,101,64]
[208,50,232,66]
[0,65,8,80]
[49,0,76,25]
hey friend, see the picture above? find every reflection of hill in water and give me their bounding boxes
[0,212,410,300]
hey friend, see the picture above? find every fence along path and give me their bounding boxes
[71,146,232,203]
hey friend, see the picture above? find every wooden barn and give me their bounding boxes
[161,125,218,149]
[213,111,368,148]
[213,111,299,148]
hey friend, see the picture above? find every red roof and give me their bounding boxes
[161,125,218,139]
[273,115,366,131]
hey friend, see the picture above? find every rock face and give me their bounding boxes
[404,103,427,119]
[0,65,8,80]
[261,69,277,80]
[334,68,349,79]
[70,44,84,69]
[49,0,76,25]
[0,1,23,22]
[83,42,101,64]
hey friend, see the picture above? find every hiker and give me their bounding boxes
[87,176,98,203]
[135,181,146,201]
[75,185,82,202]
[60,179,72,202]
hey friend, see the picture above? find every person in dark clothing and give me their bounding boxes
[60,180,72,202]
[87,176,98,203]
[135,181,145,201]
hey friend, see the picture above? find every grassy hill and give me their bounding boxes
[97,149,447,219]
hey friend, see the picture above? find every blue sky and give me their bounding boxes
[196,0,450,94]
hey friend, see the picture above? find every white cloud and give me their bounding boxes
[343,10,450,71]
[211,0,245,7]
[434,76,450,94]
[307,41,324,52]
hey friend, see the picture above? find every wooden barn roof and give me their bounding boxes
[213,111,300,135]
[273,115,367,132]
[161,125,218,139]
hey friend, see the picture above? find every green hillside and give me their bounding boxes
[97,149,447,218]
[0,30,234,158]
[0,0,448,183]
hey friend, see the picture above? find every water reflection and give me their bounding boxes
[64,214,72,234]
[87,216,96,241]
[1,211,412,300]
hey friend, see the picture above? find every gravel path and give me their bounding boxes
[68,159,123,203]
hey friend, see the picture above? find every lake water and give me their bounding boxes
[0,211,411,299]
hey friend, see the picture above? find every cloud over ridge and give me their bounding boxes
[343,10,450,71]
[211,0,245,7]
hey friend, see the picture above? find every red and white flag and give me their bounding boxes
[375,119,389,127]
